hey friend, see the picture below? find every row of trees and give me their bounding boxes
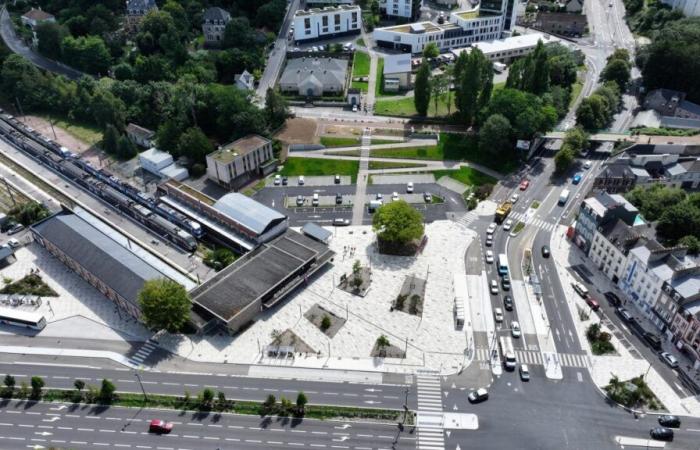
[3,374,115,403]
[575,82,621,130]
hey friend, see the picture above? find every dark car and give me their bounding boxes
[658,415,681,428]
[501,275,511,291]
[335,193,343,205]
[1,221,16,233]
[334,174,341,184]
[644,332,662,351]
[541,245,550,258]
[650,427,674,441]
[604,291,621,306]
[282,176,288,186]
[503,296,513,311]
[467,388,489,403]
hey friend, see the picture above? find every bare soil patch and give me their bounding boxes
[275,118,319,145]
[338,267,371,297]
[304,304,346,338]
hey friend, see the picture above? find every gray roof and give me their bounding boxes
[644,88,684,115]
[126,0,157,13]
[384,54,411,75]
[0,245,13,261]
[677,100,700,118]
[665,162,687,176]
[279,57,348,89]
[673,274,700,302]
[301,223,332,243]
[659,116,700,130]
[213,193,286,236]
[32,213,171,307]
[126,123,154,140]
[203,7,231,22]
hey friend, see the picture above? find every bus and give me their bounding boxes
[0,307,47,330]
[497,254,509,276]
[499,336,517,370]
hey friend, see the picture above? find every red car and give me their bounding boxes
[149,419,174,434]
[585,297,600,311]
[519,179,530,190]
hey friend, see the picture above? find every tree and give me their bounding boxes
[138,278,191,333]
[296,391,308,414]
[4,374,15,391]
[30,376,44,400]
[156,119,183,154]
[563,126,590,155]
[216,391,227,411]
[657,203,700,242]
[352,259,361,275]
[99,379,116,403]
[199,387,215,409]
[222,17,258,49]
[102,124,120,155]
[414,61,431,116]
[601,58,631,90]
[203,248,236,271]
[35,22,68,60]
[680,235,700,254]
[479,114,513,156]
[554,145,576,173]
[177,126,213,162]
[116,135,136,160]
[430,73,448,116]
[320,315,331,331]
[372,201,425,246]
[376,335,390,356]
[264,88,289,130]
[61,35,112,75]
[74,379,85,392]
[422,42,439,58]
[8,201,50,226]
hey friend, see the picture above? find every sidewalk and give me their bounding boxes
[551,225,700,417]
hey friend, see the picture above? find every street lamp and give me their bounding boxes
[134,372,148,402]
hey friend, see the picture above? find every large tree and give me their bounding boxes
[35,22,68,60]
[372,200,424,247]
[264,88,289,131]
[138,279,191,333]
[479,114,512,156]
[601,58,631,90]
[177,126,213,162]
[413,61,431,116]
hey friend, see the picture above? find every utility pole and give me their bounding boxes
[1,178,16,206]
[134,372,148,402]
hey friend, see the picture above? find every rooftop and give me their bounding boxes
[126,123,155,139]
[279,57,348,90]
[301,222,332,243]
[213,193,286,236]
[211,135,271,163]
[294,5,360,16]
[383,54,411,75]
[22,8,55,21]
[203,6,231,21]
[139,147,173,166]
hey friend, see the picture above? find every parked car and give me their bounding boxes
[149,419,173,434]
[644,332,662,351]
[658,415,681,428]
[376,193,383,200]
[282,176,288,186]
[572,281,589,298]
[487,223,497,235]
[494,307,503,323]
[7,238,20,249]
[352,104,358,112]
[0,221,16,233]
[335,193,343,205]
[519,364,530,381]
[312,193,319,207]
[616,307,634,322]
[650,427,674,441]
[485,250,494,264]
[468,388,489,403]
[604,291,621,306]
[583,160,592,169]
[485,236,493,247]
[298,175,305,185]
[423,192,433,203]
[490,280,499,295]
[335,174,341,184]
[7,224,24,235]
[333,218,350,226]
[407,182,414,193]
[503,296,513,311]
[572,173,582,184]
[501,274,511,291]
[274,174,281,185]
[511,321,521,338]
[541,245,550,258]
[660,352,679,369]
[585,297,600,311]
[503,219,513,231]
[392,192,399,201]
[510,193,519,203]
[296,195,304,206]
[519,179,530,190]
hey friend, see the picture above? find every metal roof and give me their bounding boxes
[383,54,411,75]
[301,223,332,243]
[213,193,286,236]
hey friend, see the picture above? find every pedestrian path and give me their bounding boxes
[351,129,371,225]
[449,211,478,229]
[128,339,158,367]
[508,211,556,232]
[416,369,445,450]
[474,348,590,368]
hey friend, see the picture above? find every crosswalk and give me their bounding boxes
[450,211,477,229]
[507,211,556,232]
[128,339,158,366]
[416,369,445,450]
[474,348,590,368]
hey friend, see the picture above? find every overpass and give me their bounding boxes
[544,131,700,146]
[543,131,630,142]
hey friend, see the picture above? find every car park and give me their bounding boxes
[616,307,634,322]
[333,218,350,226]
[503,296,513,311]
[644,332,662,350]
[491,280,499,295]
[510,193,519,203]
[407,182,414,193]
[501,275,511,291]
[572,173,582,184]
[494,307,503,322]
[392,192,399,201]
[298,175,305,185]
[650,427,674,441]
[7,238,20,249]
[468,388,489,403]
[312,193,319,207]
[485,250,494,264]
[149,419,173,434]
[519,364,530,381]
[660,352,679,369]
[541,245,550,258]
[519,179,530,190]
[423,192,432,202]
[511,321,521,338]
[335,193,343,205]
[274,174,281,185]
[7,224,24,235]
[296,195,304,206]
[585,296,600,311]
[335,174,341,184]
[485,236,493,247]
[503,219,513,231]
[658,415,681,428]
[604,291,621,306]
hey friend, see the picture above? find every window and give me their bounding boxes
[322,16,328,26]
[334,14,340,25]
[304,18,310,29]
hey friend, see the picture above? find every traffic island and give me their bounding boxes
[604,375,666,412]
[267,329,316,356]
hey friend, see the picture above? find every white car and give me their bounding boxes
[487,222,497,235]
[392,192,399,201]
[503,219,513,231]
[490,280,499,295]
[510,193,519,203]
[660,352,679,369]
[511,321,521,338]
[584,160,592,169]
[485,250,494,264]
[298,175,305,185]
[376,193,383,200]
[352,104,358,112]
[7,238,20,249]
[274,174,281,185]
[494,307,504,322]
[407,182,414,193]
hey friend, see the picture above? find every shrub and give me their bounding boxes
[320,315,331,331]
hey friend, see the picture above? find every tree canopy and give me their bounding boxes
[414,61,431,116]
[372,201,424,246]
[138,278,191,333]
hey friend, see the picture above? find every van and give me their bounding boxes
[368,200,383,212]
[644,332,662,350]
[312,193,319,207]
[559,189,570,205]
[572,281,589,298]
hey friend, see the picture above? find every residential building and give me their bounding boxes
[206,135,275,190]
[565,0,584,13]
[588,219,655,284]
[125,0,158,35]
[620,242,697,330]
[642,89,700,130]
[278,57,349,96]
[374,3,505,54]
[292,6,361,42]
[592,161,637,193]
[383,53,412,92]
[380,0,422,20]
[449,32,563,64]
[532,12,587,37]
[667,273,700,366]
[234,70,255,91]
[30,208,196,320]
[306,0,354,6]
[202,7,231,47]
[20,8,55,29]
[661,0,700,16]
[125,123,155,148]
[573,191,639,255]
[139,148,188,181]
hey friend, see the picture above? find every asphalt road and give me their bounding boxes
[0,399,417,450]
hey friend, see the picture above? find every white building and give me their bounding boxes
[380,0,417,19]
[662,0,700,16]
[450,32,562,63]
[293,5,361,42]
[373,4,505,54]
[20,8,55,29]
[139,148,188,181]
[234,70,255,91]
[383,53,412,91]
[206,135,274,190]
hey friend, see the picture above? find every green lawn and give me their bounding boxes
[320,136,361,148]
[351,51,370,92]
[374,93,456,117]
[368,161,426,170]
[355,37,366,47]
[44,116,103,146]
[279,157,359,182]
[569,79,584,108]
[432,167,497,187]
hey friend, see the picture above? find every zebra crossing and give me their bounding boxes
[450,211,478,229]
[416,369,445,450]
[508,211,557,232]
[474,348,590,368]
[128,339,158,366]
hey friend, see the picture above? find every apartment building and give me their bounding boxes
[588,219,655,284]
[293,6,361,42]
[206,135,275,190]
[573,191,639,255]
[380,0,421,19]
[202,7,231,47]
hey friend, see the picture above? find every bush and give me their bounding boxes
[320,315,331,331]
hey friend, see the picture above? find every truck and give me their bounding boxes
[495,201,512,223]
[558,189,570,205]
[493,62,506,73]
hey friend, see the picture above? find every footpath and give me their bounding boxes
[551,225,700,417]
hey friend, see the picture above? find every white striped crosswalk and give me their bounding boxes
[450,211,478,229]
[416,369,445,450]
[507,211,556,232]
[474,348,589,368]
[128,339,158,366]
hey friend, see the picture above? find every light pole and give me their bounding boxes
[134,372,148,402]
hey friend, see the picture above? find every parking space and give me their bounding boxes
[268,175,352,187]
[371,174,436,185]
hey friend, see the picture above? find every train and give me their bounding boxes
[0,112,200,252]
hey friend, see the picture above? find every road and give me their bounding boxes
[0,399,417,450]
[0,7,86,80]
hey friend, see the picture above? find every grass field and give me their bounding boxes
[432,167,497,187]
[351,51,370,92]
[320,136,361,148]
[356,37,366,47]
[47,116,103,145]
[280,157,359,182]
[569,79,584,108]
[368,161,426,170]
[374,93,455,117]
